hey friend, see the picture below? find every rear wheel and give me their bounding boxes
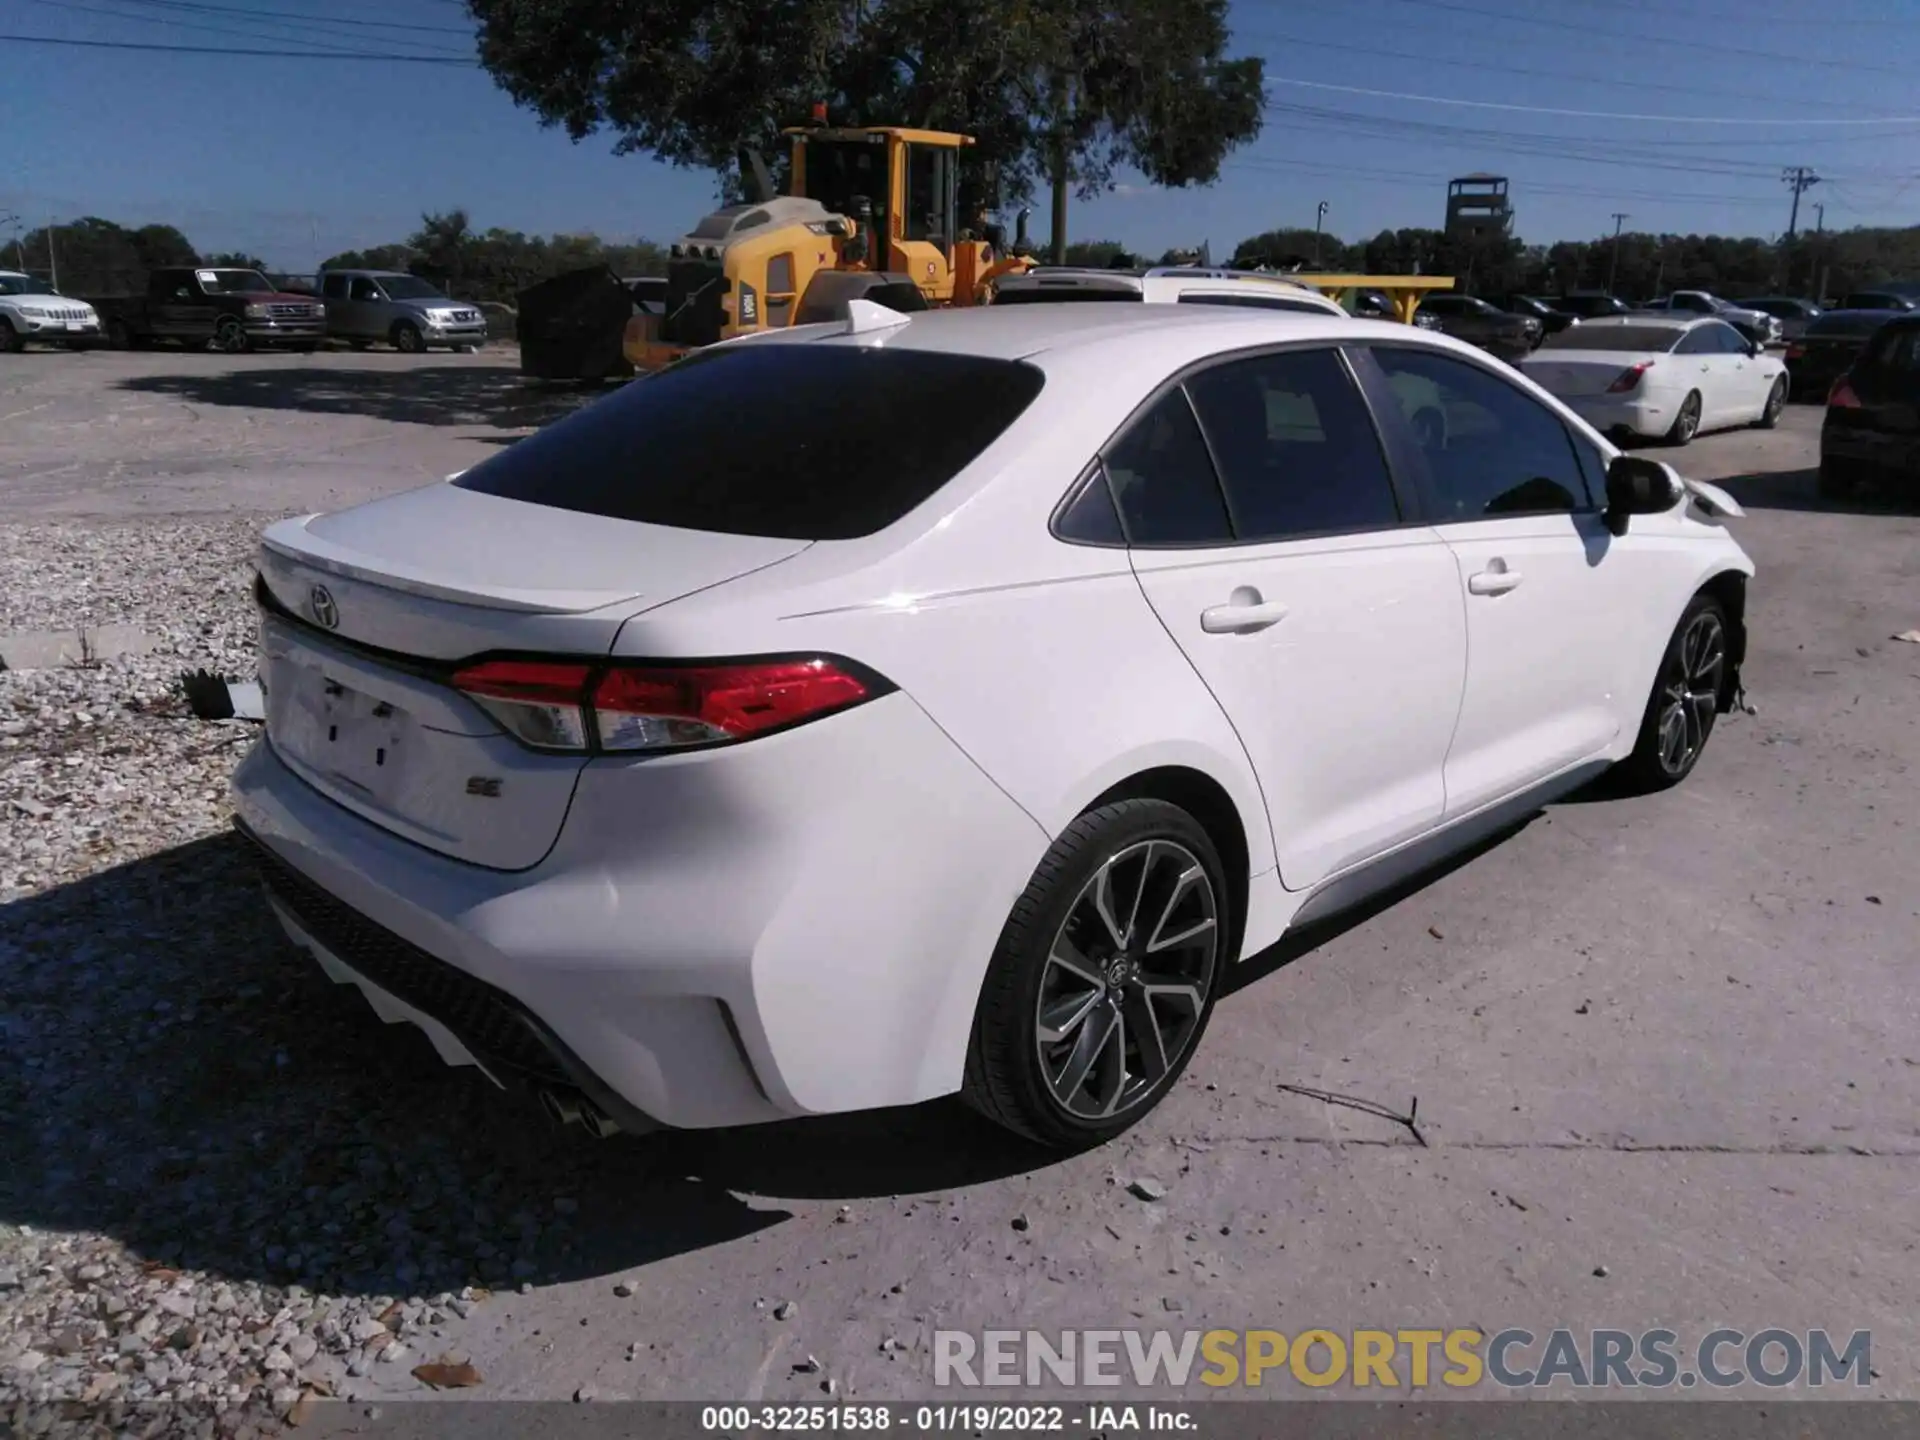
[1755,376,1786,429]
[1664,391,1702,446]
[963,799,1228,1150]
[1616,593,1729,793]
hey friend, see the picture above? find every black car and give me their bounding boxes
[1819,314,1920,498]
[1417,292,1542,360]
[1499,294,1578,334]
[1554,292,1632,319]
[1786,309,1894,400]
[1838,290,1919,312]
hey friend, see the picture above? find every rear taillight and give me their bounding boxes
[1785,342,1805,360]
[1828,375,1861,409]
[451,656,880,754]
[1607,361,1653,393]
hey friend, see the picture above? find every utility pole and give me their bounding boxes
[0,211,20,270]
[1606,212,1629,297]
[1313,200,1328,268]
[1813,202,1825,234]
[1781,166,1821,242]
[47,218,59,292]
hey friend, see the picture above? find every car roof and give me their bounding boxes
[1566,314,1706,331]
[994,266,1344,310]
[748,298,1383,363]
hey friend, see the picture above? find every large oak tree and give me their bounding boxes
[465,0,1266,258]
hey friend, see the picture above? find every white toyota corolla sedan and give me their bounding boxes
[1518,314,1789,446]
[233,301,1755,1151]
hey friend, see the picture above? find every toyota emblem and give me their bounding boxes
[309,585,339,630]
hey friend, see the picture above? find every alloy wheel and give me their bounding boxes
[1034,840,1219,1121]
[1656,610,1724,777]
[1764,379,1784,423]
[1674,393,1701,443]
[215,317,248,354]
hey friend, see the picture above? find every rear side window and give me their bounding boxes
[1184,349,1401,541]
[1102,390,1232,545]
[453,345,1046,540]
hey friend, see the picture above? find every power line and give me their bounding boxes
[107,0,471,35]
[1236,22,1902,116]
[1310,0,1920,79]
[20,0,468,57]
[0,31,473,60]
[1264,76,1920,125]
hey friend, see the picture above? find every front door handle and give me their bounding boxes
[1467,567,1524,596]
[1200,587,1290,634]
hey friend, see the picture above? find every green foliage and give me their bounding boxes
[12,218,198,294]
[201,251,270,271]
[466,0,1266,230]
[1235,222,1920,301]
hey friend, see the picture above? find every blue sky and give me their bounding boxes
[3,0,1918,271]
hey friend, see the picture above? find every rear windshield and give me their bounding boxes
[992,286,1141,305]
[452,344,1046,540]
[1539,325,1681,352]
[1809,311,1894,336]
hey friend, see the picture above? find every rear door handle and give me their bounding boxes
[1467,568,1524,596]
[1200,591,1290,634]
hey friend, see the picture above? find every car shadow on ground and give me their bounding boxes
[0,830,1049,1301]
[112,366,617,434]
[1710,465,1918,516]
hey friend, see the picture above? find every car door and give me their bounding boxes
[1721,320,1776,416]
[320,272,352,335]
[1670,325,1735,427]
[1119,344,1468,890]
[347,277,385,337]
[1356,344,1631,820]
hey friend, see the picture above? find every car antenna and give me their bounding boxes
[843,298,913,336]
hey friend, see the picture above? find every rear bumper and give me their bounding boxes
[1822,422,1920,478]
[1562,393,1668,438]
[230,693,1050,1131]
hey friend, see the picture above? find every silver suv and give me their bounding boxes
[317,269,487,353]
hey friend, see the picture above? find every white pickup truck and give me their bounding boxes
[0,271,102,352]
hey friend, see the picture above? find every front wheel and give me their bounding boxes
[1664,390,1702,447]
[0,319,21,354]
[391,321,425,354]
[1616,594,1729,793]
[213,316,250,354]
[1754,376,1786,429]
[963,799,1229,1150]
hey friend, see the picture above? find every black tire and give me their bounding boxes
[213,317,250,354]
[391,321,424,354]
[1616,593,1730,793]
[0,319,21,354]
[1664,390,1702,447]
[1817,457,1867,499]
[105,318,132,350]
[1754,376,1786,429]
[962,798,1230,1150]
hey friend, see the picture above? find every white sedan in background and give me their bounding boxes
[1519,315,1788,446]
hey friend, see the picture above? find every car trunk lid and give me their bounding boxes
[1521,352,1656,397]
[255,483,811,869]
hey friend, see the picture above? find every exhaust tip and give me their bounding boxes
[537,1084,621,1139]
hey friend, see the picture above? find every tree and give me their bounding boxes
[466,0,1266,258]
[202,251,270,270]
[12,218,195,294]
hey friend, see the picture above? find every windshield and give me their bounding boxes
[799,139,890,221]
[454,343,1046,540]
[1540,325,1682,352]
[0,274,57,297]
[378,275,446,301]
[199,270,274,294]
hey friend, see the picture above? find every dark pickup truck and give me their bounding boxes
[87,267,327,353]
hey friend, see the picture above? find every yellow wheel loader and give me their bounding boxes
[625,107,1035,373]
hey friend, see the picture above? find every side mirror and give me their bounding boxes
[1604,454,1684,535]
[1747,339,1764,357]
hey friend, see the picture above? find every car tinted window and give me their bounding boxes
[1102,389,1233,546]
[453,345,1046,541]
[1184,349,1401,541]
[1673,328,1712,355]
[1370,347,1589,520]
[1711,323,1751,354]
[1177,293,1335,315]
[1542,324,1682,352]
[321,274,349,300]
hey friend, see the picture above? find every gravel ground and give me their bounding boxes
[2,351,1917,1429]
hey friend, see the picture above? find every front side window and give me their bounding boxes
[1708,323,1750,354]
[1183,349,1401,542]
[349,278,382,302]
[1102,389,1233,546]
[1370,347,1591,520]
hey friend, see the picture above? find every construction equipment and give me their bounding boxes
[625,105,1036,372]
